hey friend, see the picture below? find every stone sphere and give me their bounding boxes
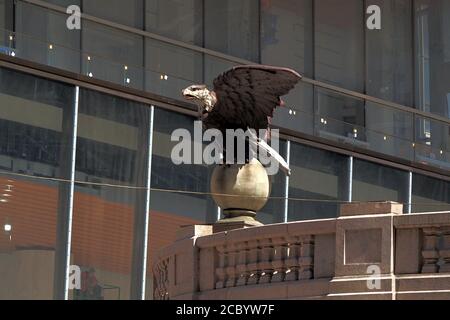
[211,159,270,215]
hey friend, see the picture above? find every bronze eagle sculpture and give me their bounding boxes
[182,65,302,176]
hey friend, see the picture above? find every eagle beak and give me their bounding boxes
[182,88,195,100]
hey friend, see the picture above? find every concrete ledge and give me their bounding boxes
[340,201,403,216]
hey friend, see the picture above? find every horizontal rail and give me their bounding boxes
[22,0,450,126]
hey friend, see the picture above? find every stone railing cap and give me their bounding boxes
[340,201,403,217]
[176,225,213,241]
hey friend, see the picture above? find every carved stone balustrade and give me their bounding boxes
[153,202,450,300]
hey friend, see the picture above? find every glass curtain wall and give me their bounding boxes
[204,0,260,62]
[14,0,81,73]
[0,67,75,299]
[71,88,151,300]
[288,142,349,221]
[260,0,314,135]
[412,173,450,212]
[145,108,212,299]
[414,0,450,169]
[144,0,203,100]
[314,0,365,139]
[352,159,410,212]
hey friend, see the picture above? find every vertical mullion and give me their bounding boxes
[140,104,155,299]
[130,104,154,300]
[347,156,354,202]
[283,140,291,223]
[406,171,413,213]
[53,85,79,300]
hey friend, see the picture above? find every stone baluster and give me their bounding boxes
[284,236,300,281]
[421,227,441,273]
[271,237,288,283]
[236,241,249,286]
[153,258,169,300]
[215,245,227,289]
[438,227,450,273]
[246,240,260,285]
[299,235,314,280]
[258,238,274,284]
[225,243,238,288]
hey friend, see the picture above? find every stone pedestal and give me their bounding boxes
[210,159,269,232]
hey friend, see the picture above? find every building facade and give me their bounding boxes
[0,0,448,299]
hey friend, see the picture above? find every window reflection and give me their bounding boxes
[146,108,213,299]
[288,143,348,221]
[0,67,74,299]
[366,0,413,106]
[72,89,151,300]
[204,0,259,61]
[352,159,409,212]
[145,0,203,45]
[412,173,450,212]
[15,1,81,73]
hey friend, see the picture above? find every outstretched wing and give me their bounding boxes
[207,65,302,130]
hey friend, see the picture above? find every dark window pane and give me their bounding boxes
[288,143,348,221]
[0,67,74,299]
[145,39,202,100]
[261,0,313,76]
[72,89,151,300]
[145,0,203,45]
[415,0,450,118]
[315,88,365,142]
[314,0,364,142]
[366,0,413,106]
[352,159,409,212]
[146,108,213,299]
[261,0,314,134]
[84,0,144,29]
[258,140,287,224]
[412,174,450,212]
[15,1,81,73]
[204,0,259,61]
[365,102,415,161]
[82,22,144,89]
[315,0,364,92]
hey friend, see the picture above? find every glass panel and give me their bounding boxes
[258,140,287,224]
[146,108,213,299]
[414,116,450,170]
[71,89,151,300]
[315,87,365,139]
[315,0,364,92]
[288,142,348,221]
[415,0,450,118]
[14,1,81,73]
[145,0,203,45]
[412,174,450,212]
[204,0,259,61]
[352,159,409,212]
[260,0,313,77]
[145,39,202,100]
[84,0,144,28]
[365,101,414,160]
[0,67,74,299]
[82,21,144,89]
[366,0,413,106]
[272,82,314,135]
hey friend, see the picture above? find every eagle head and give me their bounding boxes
[182,84,216,113]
